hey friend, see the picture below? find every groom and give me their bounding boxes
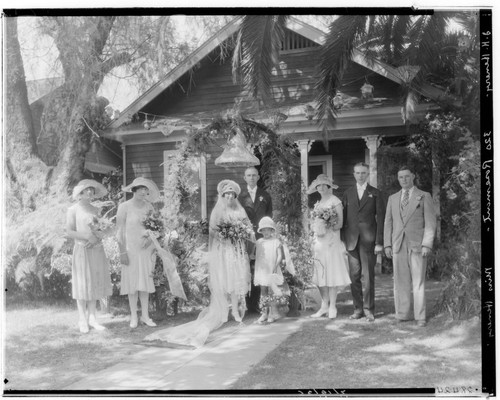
[239,167,273,313]
[342,162,385,322]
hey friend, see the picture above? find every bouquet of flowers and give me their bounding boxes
[142,210,165,240]
[215,218,254,245]
[88,215,115,241]
[311,204,338,228]
[259,294,290,309]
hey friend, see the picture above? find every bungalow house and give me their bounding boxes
[102,16,444,219]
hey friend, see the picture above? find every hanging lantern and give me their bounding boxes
[215,128,260,168]
[360,82,374,100]
[304,104,315,120]
[333,93,343,110]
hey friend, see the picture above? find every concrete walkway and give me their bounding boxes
[65,315,306,391]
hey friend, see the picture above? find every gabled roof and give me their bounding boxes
[110,16,446,131]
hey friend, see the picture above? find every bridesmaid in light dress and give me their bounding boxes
[308,174,351,319]
[66,179,112,333]
[116,177,161,329]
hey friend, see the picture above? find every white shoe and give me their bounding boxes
[328,307,337,319]
[140,317,157,327]
[89,316,106,331]
[232,311,242,323]
[311,308,328,318]
[130,316,138,329]
[257,313,268,324]
[79,320,89,333]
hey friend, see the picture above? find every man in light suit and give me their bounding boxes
[384,166,437,327]
[342,162,385,322]
[239,167,273,313]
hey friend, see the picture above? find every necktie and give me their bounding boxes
[401,189,409,210]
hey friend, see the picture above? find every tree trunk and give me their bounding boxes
[5,17,38,159]
[431,142,441,243]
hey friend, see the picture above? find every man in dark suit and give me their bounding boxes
[342,162,385,322]
[239,166,273,313]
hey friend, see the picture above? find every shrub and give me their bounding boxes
[435,240,481,319]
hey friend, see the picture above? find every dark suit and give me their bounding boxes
[239,186,273,312]
[342,184,385,315]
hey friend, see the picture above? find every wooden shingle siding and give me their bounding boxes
[125,142,177,190]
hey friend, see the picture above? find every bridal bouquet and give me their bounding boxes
[215,218,253,245]
[142,210,165,240]
[311,204,338,228]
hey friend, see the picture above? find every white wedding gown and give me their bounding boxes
[143,195,251,348]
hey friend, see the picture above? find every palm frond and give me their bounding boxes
[232,15,288,104]
[315,15,368,132]
[391,15,412,63]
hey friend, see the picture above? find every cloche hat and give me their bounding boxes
[307,174,338,194]
[217,179,241,197]
[122,177,160,202]
[257,216,276,233]
[72,179,108,201]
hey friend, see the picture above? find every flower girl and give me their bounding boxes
[254,217,285,324]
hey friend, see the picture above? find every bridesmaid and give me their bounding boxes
[308,174,351,319]
[116,177,160,328]
[66,179,112,333]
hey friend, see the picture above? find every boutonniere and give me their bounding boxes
[259,196,264,202]
[368,193,373,198]
[416,195,423,201]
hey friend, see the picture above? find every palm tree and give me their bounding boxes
[232,13,478,134]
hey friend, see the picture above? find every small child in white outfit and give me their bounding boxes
[254,216,284,324]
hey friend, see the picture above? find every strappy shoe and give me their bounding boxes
[89,316,106,331]
[140,317,157,327]
[257,313,268,324]
[311,307,329,318]
[79,320,89,334]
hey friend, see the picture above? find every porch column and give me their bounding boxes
[121,144,127,186]
[362,135,382,274]
[296,139,314,231]
[362,135,381,188]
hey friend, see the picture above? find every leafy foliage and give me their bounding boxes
[435,241,481,319]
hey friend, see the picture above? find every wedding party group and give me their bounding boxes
[66,162,436,347]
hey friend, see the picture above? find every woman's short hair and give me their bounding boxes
[131,185,148,193]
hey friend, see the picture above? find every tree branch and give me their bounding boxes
[100,52,133,75]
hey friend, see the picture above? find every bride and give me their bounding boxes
[144,179,253,347]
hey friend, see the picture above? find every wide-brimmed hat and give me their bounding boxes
[72,179,108,201]
[257,216,276,233]
[307,174,338,194]
[217,179,241,197]
[122,177,160,202]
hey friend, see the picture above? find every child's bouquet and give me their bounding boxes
[259,294,290,309]
[142,210,165,240]
[215,218,254,245]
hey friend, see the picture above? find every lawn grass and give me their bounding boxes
[231,276,482,391]
[3,298,201,391]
